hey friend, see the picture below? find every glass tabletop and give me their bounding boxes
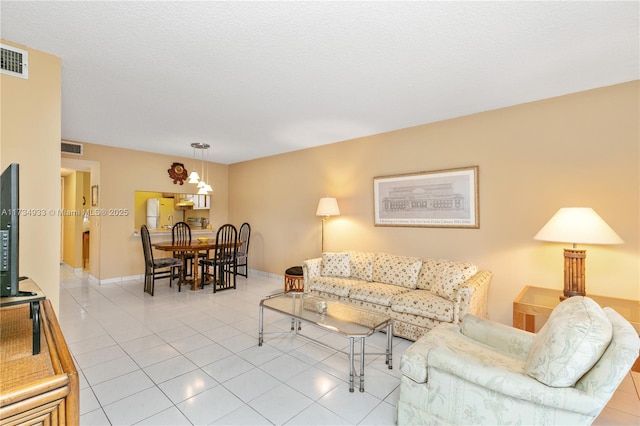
[260,293,390,337]
[517,286,639,332]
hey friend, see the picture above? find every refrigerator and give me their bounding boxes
[146,198,160,229]
[146,198,174,229]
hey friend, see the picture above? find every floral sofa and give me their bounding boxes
[397,296,640,425]
[302,251,492,341]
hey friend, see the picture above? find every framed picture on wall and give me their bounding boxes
[373,166,479,228]
[91,185,99,206]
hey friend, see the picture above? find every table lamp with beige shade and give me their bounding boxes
[534,207,623,301]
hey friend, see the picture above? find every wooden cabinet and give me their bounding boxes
[0,300,79,424]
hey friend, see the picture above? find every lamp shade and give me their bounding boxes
[316,197,340,216]
[534,207,623,245]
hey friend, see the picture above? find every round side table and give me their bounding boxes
[284,266,304,292]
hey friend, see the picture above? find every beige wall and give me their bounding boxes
[0,41,62,312]
[62,143,228,281]
[228,81,639,326]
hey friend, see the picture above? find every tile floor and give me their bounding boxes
[58,268,639,425]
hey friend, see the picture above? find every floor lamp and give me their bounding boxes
[534,207,623,300]
[316,197,340,253]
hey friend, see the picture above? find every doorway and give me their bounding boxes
[60,158,98,273]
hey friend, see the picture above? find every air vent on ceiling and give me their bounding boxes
[0,44,28,79]
[61,142,83,156]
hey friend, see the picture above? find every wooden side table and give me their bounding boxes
[513,285,640,372]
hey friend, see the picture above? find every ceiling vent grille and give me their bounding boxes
[61,142,83,156]
[0,44,28,79]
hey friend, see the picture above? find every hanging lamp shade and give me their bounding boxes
[187,171,200,183]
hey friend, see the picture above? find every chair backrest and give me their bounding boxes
[172,221,191,244]
[140,225,154,267]
[215,223,237,260]
[237,222,251,256]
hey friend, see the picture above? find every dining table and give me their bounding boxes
[152,240,238,291]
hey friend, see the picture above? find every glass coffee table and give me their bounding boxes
[258,292,393,392]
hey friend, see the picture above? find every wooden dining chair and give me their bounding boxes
[200,224,238,293]
[171,221,195,287]
[235,222,251,278]
[140,225,182,296]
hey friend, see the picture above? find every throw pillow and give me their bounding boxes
[416,258,445,290]
[348,251,375,281]
[321,252,351,278]
[525,296,612,387]
[372,253,422,288]
[431,261,478,301]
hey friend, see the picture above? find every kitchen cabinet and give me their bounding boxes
[174,194,210,210]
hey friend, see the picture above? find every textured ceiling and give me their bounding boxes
[1,1,638,164]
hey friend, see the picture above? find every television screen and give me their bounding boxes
[0,163,19,297]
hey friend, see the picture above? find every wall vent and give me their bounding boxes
[61,142,83,156]
[0,44,28,79]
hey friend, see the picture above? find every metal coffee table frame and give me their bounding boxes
[258,292,393,392]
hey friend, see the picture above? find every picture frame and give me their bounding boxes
[91,185,99,207]
[373,166,479,228]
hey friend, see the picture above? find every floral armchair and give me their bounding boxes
[397,296,640,425]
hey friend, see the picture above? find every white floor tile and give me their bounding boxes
[201,353,255,383]
[135,406,193,425]
[222,367,281,402]
[91,369,155,406]
[285,401,352,425]
[79,407,111,425]
[82,355,140,386]
[248,383,314,425]
[237,341,284,366]
[317,383,383,424]
[169,332,215,353]
[287,366,344,400]
[183,341,234,367]
[259,352,313,381]
[102,387,173,425]
[119,333,167,355]
[210,404,272,425]
[143,355,198,384]
[360,400,396,426]
[129,342,181,368]
[79,387,101,416]
[177,385,245,425]
[158,369,220,404]
[73,344,127,370]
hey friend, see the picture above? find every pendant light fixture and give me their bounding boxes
[187,144,200,183]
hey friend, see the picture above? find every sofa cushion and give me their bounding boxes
[416,259,446,290]
[349,282,411,307]
[307,276,361,297]
[348,251,375,281]
[525,296,612,387]
[391,290,454,323]
[431,261,478,301]
[321,252,351,278]
[372,253,422,289]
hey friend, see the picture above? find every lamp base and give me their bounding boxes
[560,248,586,301]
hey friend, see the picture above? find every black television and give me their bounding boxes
[0,163,20,297]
